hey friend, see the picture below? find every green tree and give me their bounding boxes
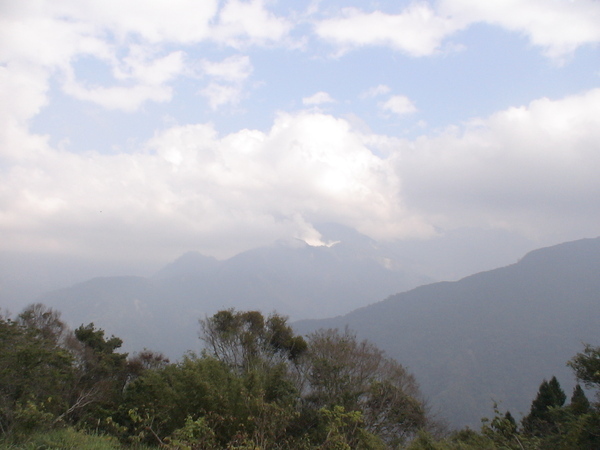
[122,354,250,446]
[568,344,600,392]
[200,309,307,373]
[16,303,69,345]
[302,328,428,446]
[521,376,566,436]
[317,405,385,449]
[0,309,74,437]
[569,384,590,416]
[64,323,129,426]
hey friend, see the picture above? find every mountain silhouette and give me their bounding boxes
[39,226,430,357]
[294,237,600,428]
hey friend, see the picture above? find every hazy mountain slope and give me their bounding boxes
[38,231,431,358]
[0,251,158,314]
[1,225,537,313]
[294,237,600,429]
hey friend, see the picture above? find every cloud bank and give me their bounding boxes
[1,0,599,265]
[3,88,600,261]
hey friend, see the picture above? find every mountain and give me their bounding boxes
[38,226,432,358]
[294,237,600,429]
[1,225,537,312]
[0,251,158,314]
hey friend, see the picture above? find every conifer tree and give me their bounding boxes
[569,384,590,416]
[522,377,567,436]
[522,376,566,436]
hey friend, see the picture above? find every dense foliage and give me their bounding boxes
[2,303,599,449]
[1,305,431,448]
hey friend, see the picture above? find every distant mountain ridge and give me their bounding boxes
[294,236,600,428]
[35,232,600,428]
[39,225,432,358]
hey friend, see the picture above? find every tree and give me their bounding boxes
[200,309,307,372]
[569,384,590,416]
[0,310,74,436]
[127,349,170,376]
[121,352,303,448]
[199,312,427,447]
[302,328,427,446]
[63,323,129,425]
[16,303,69,345]
[521,376,566,436]
[568,344,600,393]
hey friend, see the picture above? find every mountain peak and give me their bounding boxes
[153,251,219,279]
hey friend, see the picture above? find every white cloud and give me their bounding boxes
[63,83,174,112]
[117,48,186,85]
[1,0,599,266]
[0,2,203,116]
[49,0,219,44]
[302,91,335,105]
[380,95,417,115]
[440,0,600,61]
[314,4,462,56]
[200,55,253,83]
[62,50,185,112]
[0,111,431,261]
[198,55,253,110]
[2,88,600,262]
[315,1,600,60]
[200,83,244,110]
[212,0,293,47]
[0,0,287,119]
[394,88,600,237]
[361,84,391,99]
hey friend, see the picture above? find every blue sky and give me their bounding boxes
[1,0,600,266]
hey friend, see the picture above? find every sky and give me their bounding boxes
[2,0,600,268]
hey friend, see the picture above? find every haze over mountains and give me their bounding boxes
[296,236,600,428]
[0,224,535,312]
[2,225,598,429]
[33,224,434,357]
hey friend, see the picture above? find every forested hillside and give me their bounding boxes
[295,237,600,428]
[2,304,600,449]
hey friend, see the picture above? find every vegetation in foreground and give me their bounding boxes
[1,303,599,448]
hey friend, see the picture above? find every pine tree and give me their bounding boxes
[522,376,566,436]
[569,384,590,416]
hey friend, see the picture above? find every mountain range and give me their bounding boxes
[11,228,600,429]
[295,236,600,428]
[38,224,431,358]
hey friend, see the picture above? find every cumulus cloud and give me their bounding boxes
[198,55,253,110]
[361,84,391,99]
[1,0,599,266]
[0,111,431,261]
[200,83,244,110]
[379,95,417,116]
[0,0,290,118]
[200,55,252,83]
[46,0,219,44]
[314,4,462,56]
[395,88,600,237]
[3,88,600,261]
[439,0,600,61]
[315,0,600,60]
[63,83,173,112]
[212,0,293,47]
[62,50,186,112]
[302,91,336,105]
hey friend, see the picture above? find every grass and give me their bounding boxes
[0,427,154,449]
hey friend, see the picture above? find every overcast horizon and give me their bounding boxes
[2,0,600,271]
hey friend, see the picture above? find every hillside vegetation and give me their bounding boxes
[296,237,600,427]
[2,304,600,449]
